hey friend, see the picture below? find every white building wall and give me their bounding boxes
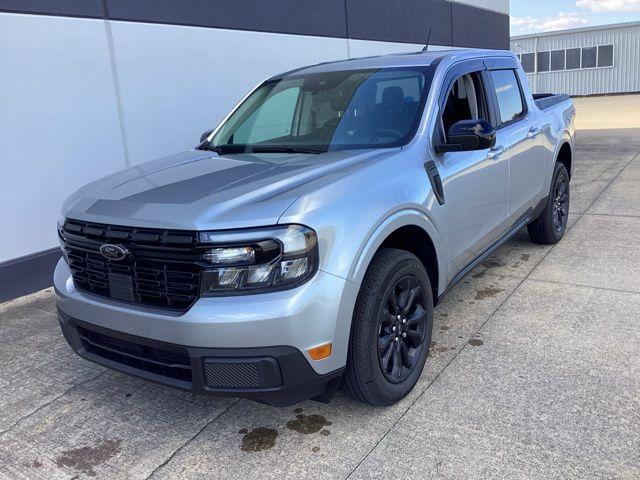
[0,12,456,263]
[0,14,127,262]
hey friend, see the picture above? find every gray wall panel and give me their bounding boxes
[106,0,347,38]
[0,0,103,17]
[1,0,509,49]
[345,0,452,45]
[452,2,510,49]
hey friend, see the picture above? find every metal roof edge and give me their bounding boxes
[511,20,640,40]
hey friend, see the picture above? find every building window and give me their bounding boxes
[537,51,550,72]
[513,44,615,73]
[521,53,535,73]
[582,46,597,68]
[550,50,565,71]
[566,48,581,70]
[598,45,614,67]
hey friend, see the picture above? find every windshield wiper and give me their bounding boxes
[201,144,225,155]
[200,143,246,155]
[249,146,323,154]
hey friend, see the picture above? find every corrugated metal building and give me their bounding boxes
[510,21,640,96]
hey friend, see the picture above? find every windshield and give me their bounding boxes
[208,67,431,154]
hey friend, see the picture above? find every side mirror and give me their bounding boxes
[200,129,213,143]
[436,119,496,153]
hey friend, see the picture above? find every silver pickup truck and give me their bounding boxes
[55,49,575,406]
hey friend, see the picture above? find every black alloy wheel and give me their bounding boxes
[527,162,570,245]
[552,174,569,233]
[343,248,433,406]
[378,276,427,383]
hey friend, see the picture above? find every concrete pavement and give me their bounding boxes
[1,128,639,479]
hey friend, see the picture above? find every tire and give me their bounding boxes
[343,248,433,406]
[527,162,570,245]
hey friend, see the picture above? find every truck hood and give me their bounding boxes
[62,148,396,230]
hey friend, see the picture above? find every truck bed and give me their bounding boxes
[533,93,571,110]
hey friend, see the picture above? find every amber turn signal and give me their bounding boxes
[307,343,332,360]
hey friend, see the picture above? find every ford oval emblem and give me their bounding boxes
[99,244,128,261]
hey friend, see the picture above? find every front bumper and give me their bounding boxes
[58,309,343,406]
[54,259,359,404]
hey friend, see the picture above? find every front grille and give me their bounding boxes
[77,325,193,382]
[60,219,202,311]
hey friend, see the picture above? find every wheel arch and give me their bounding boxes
[556,141,573,178]
[350,209,443,302]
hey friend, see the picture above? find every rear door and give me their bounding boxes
[485,60,546,221]
[430,61,510,282]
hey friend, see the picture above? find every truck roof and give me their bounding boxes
[275,49,515,78]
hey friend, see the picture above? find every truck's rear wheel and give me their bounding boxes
[343,248,433,406]
[528,162,570,245]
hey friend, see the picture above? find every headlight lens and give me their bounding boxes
[199,225,318,295]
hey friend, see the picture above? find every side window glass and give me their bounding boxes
[520,53,535,73]
[233,87,300,144]
[582,47,597,68]
[489,70,525,125]
[441,72,486,134]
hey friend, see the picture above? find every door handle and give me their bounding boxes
[527,127,540,138]
[488,145,505,160]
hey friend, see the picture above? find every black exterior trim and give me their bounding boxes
[0,248,61,303]
[0,0,509,49]
[58,309,344,406]
[534,93,571,110]
[424,161,445,205]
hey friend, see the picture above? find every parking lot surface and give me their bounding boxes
[1,124,640,479]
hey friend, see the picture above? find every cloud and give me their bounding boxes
[576,0,640,12]
[511,12,589,33]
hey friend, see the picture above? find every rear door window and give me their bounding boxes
[489,70,525,125]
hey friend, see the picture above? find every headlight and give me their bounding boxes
[199,225,318,295]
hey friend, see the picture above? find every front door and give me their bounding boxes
[433,68,510,282]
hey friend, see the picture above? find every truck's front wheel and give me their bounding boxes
[343,248,433,406]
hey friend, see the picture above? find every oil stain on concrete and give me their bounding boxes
[240,427,279,452]
[286,413,332,434]
[474,287,505,301]
[54,439,121,477]
[468,338,484,347]
[482,259,504,269]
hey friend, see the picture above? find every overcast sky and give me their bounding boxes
[511,0,640,35]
